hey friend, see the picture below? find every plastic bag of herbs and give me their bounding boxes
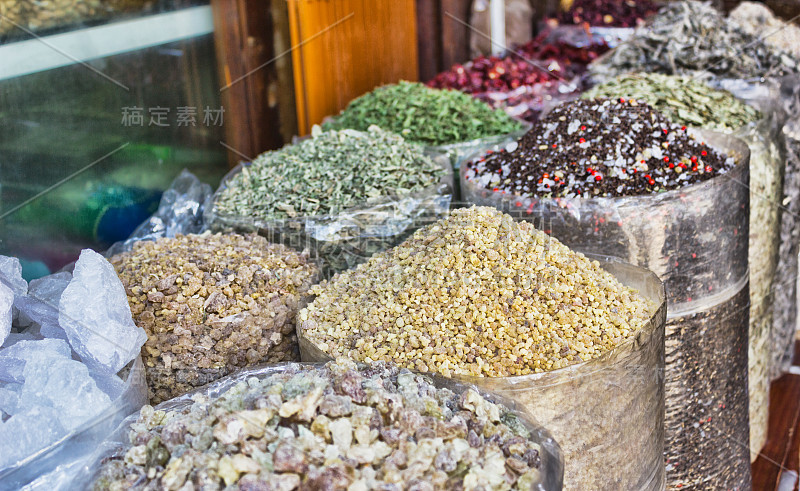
[75,360,564,491]
[459,98,754,490]
[322,81,531,173]
[205,125,454,275]
[582,72,786,460]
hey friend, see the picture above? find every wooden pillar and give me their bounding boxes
[211,0,289,166]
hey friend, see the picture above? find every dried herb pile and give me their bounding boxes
[323,81,524,146]
[582,73,761,132]
[212,125,445,222]
[730,2,800,61]
[301,206,654,378]
[464,98,734,199]
[91,361,550,490]
[589,0,799,81]
[110,233,319,403]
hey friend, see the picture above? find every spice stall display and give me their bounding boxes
[461,99,751,489]
[582,74,781,458]
[299,207,667,490]
[427,32,610,123]
[586,0,800,384]
[0,252,148,489]
[206,125,453,274]
[322,81,530,171]
[80,360,564,490]
[108,233,319,404]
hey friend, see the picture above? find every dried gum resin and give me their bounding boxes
[110,233,319,403]
[300,206,654,377]
[90,361,553,490]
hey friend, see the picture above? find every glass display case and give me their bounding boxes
[0,1,228,279]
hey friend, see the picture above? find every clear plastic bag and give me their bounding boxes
[105,169,213,257]
[460,129,752,488]
[424,120,533,172]
[0,354,147,491]
[300,256,667,491]
[72,362,564,491]
[204,152,454,275]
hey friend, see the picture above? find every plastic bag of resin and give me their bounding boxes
[204,151,454,276]
[73,362,564,491]
[460,129,752,489]
[300,255,667,491]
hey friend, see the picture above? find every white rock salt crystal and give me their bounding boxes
[15,271,72,341]
[59,249,146,374]
[0,283,12,347]
[0,338,73,383]
[0,257,27,297]
[0,386,19,415]
[18,356,111,431]
[0,405,67,469]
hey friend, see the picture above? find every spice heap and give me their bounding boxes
[589,0,798,81]
[300,207,653,378]
[212,125,445,222]
[555,0,660,27]
[730,2,800,61]
[110,233,318,403]
[323,81,523,146]
[91,361,550,490]
[428,33,609,122]
[582,73,761,132]
[464,98,734,198]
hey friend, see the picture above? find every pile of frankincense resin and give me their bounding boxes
[90,360,549,490]
[300,207,654,377]
[464,98,734,198]
[110,233,319,403]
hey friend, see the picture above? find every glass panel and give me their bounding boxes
[0,30,228,279]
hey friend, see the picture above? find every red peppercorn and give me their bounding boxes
[662,128,668,134]
[648,179,655,185]
[664,157,669,162]
[690,156,697,163]
[701,150,707,156]
[543,173,549,178]
[579,138,586,143]
[595,175,602,181]
[669,163,675,169]
[581,125,586,131]
[681,126,687,131]
[705,165,712,172]
[692,166,698,172]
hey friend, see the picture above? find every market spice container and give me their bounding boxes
[205,125,453,274]
[299,206,667,491]
[461,98,752,490]
[583,73,779,459]
[84,361,564,490]
[109,233,319,404]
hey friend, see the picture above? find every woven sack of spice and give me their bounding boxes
[74,361,564,490]
[297,207,666,491]
[460,101,752,489]
[205,126,454,275]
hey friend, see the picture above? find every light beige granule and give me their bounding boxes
[110,233,319,403]
[300,206,653,377]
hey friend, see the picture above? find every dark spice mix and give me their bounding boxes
[464,98,734,198]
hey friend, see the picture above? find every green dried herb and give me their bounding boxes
[323,81,523,146]
[582,73,761,132]
[213,125,445,221]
